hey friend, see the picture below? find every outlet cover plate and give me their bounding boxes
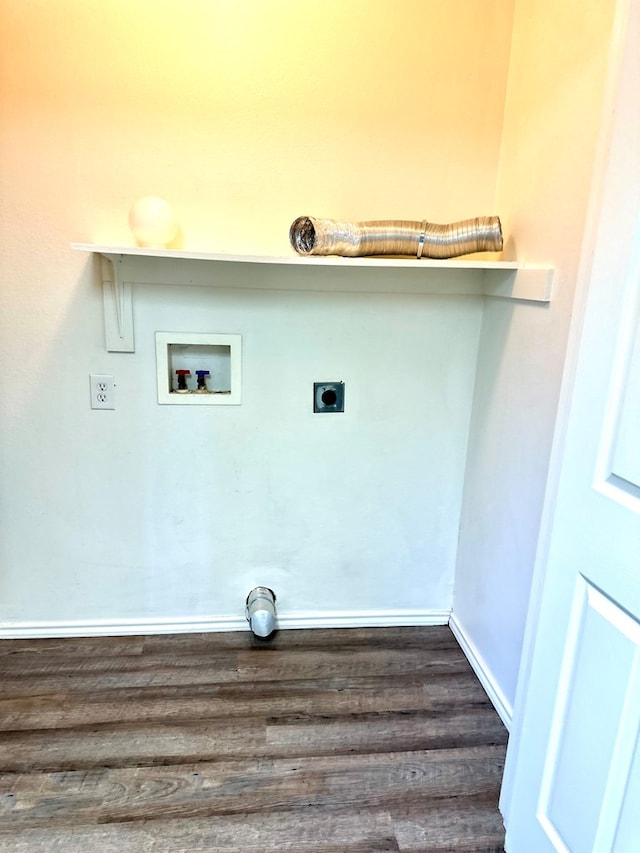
[90,373,115,410]
[314,381,344,413]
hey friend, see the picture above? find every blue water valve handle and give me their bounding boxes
[195,369,210,392]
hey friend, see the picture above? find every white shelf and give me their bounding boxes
[72,243,554,352]
[73,242,528,269]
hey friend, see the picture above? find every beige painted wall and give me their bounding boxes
[454,0,617,716]
[1,0,512,254]
[0,1,512,630]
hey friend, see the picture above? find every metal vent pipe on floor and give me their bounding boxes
[246,587,277,638]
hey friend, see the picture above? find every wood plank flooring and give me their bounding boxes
[0,626,507,852]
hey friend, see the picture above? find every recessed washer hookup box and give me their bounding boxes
[155,332,242,405]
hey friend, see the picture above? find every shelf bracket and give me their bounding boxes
[100,254,135,352]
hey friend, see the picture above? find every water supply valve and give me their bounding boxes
[195,369,211,393]
[175,369,190,393]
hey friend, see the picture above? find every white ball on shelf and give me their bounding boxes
[128,196,179,248]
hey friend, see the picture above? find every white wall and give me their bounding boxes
[2,269,482,627]
[453,0,617,719]
[0,1,512,633]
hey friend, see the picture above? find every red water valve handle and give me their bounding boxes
[175,369,191,392]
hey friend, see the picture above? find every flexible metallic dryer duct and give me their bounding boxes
[289,215,503,260]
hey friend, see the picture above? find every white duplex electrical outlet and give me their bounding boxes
[90,374,115,410]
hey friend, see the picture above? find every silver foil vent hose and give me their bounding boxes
[289,215,503,260]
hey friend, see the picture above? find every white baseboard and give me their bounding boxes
[449,613,513,731]
[0,609,451,639]
[279,609,451,630]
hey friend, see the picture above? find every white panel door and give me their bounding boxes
[504,4,640,851]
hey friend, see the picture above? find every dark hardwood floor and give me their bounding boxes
[0,626,506,852]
